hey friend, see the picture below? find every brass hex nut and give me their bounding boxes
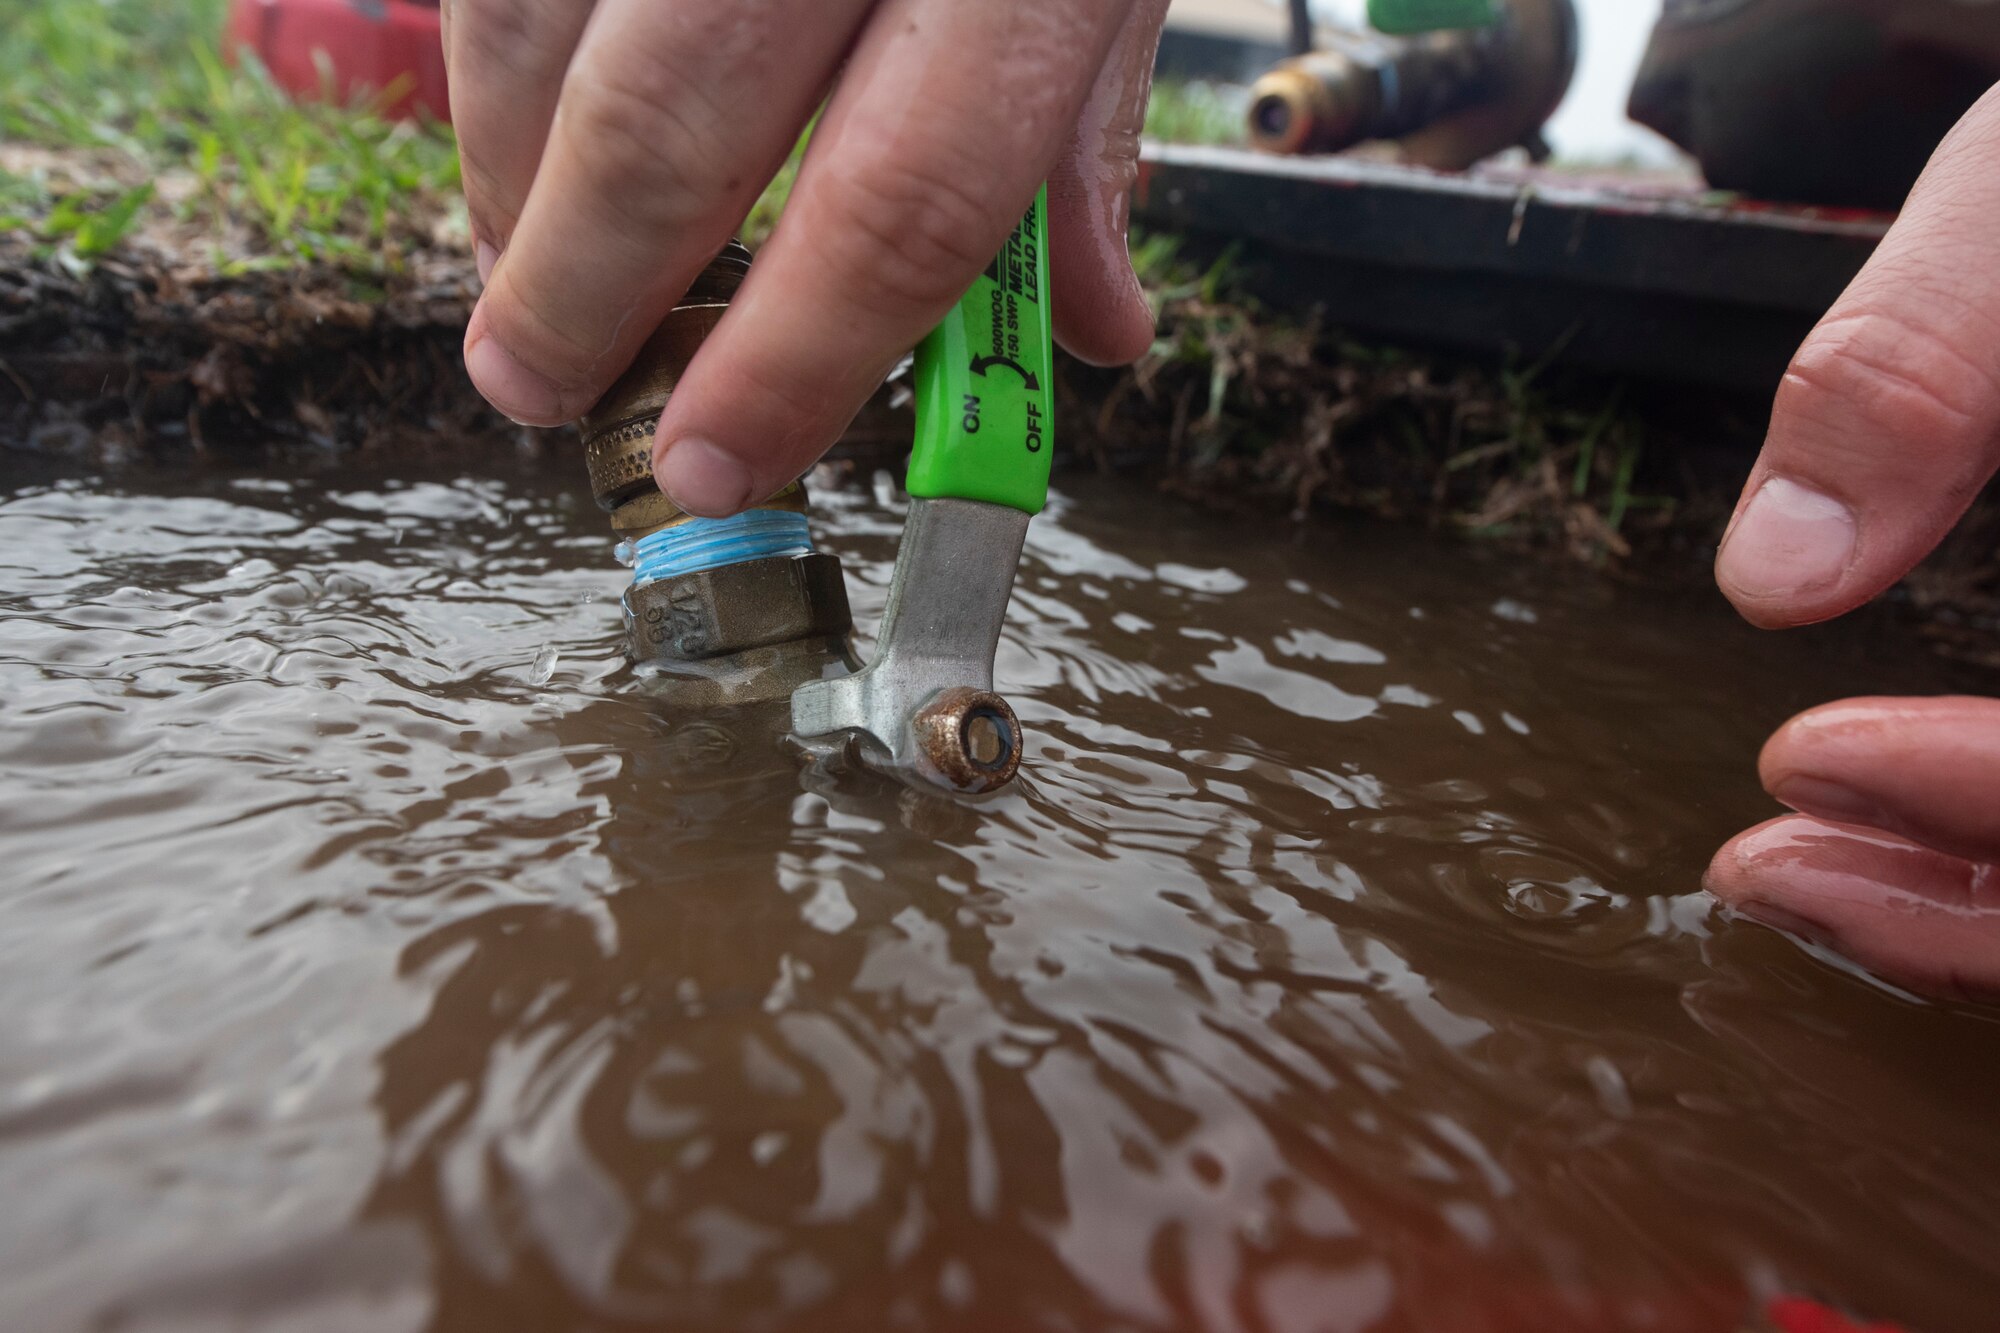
[626,553,852,664]
[911,689,1024,794]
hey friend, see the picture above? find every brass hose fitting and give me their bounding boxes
[576,242,855,702]
[577,241,759,542]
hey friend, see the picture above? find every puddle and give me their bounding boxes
[2,457,1997,1332]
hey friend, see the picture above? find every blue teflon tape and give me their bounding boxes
[631,510,814,587]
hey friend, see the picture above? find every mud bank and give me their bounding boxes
[0,225,483,457]
[4,231,1997,665]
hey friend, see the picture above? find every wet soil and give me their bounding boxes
[2,454,1997,1332]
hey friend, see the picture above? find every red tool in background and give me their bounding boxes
[1763,1297,1910,1333]
[225,0,449,122]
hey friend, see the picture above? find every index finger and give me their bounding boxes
[1716,86,2000,629]
[1758,696,2000,865]
[651,0,1134,516]
[442,0,593,270]
[462,0,869,426]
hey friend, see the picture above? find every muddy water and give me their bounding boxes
[2,455,1998,1333]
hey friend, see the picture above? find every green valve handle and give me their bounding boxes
[1368,0,1500,34]
[790,189,1052,792]
[906,187,1054,516]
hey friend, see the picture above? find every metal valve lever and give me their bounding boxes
[790,188,1054,795]
[791,499,1029,793]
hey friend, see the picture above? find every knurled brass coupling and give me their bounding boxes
[577,241,753,541]
[576,242,856,699]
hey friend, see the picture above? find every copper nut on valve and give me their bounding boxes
[790,499,1032,795]
[911,689,1023,795]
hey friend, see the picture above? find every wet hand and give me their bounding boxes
[444,0,1168,516]
[1705,89,2000,997]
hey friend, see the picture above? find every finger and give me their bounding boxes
[1705,815,2000,1000]
[1047,0,1170,367]
[653,0,1137,517]
[1758,696,2000,865]
[442,0,595,280]
[1716,86,2000,629]
[463,0,872,426]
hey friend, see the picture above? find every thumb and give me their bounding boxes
[1047,0,1170,368]
[1718,85,2000,629]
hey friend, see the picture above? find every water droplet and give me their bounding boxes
[1586,1055,1634,1120]
[801,882,856,935]
[988,1042,1034,1070]
[530,646,559,687]
[613,541,636,569]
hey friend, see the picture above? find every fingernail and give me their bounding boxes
[1717,477,1857,600]
[475,240,499,287]
[1732,898,1842,948]
[1770,774,1887,829]
[657,438,755,518]
[465,334,564,425]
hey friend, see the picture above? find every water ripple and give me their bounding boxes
[0,462,1995,1332]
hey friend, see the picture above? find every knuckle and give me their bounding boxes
[1781,307,2000,462]
[505,289,601,376]
[455,0,564,82]
[559,60,726,235]
[716,359,838,480]
[458,153,521,234]
[484,271,628,394]
[818,151,1009,314]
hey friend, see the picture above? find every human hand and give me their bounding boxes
[1704,89,2000,998]
[444,0,1169,516]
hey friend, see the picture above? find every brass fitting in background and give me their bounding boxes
[1248,0,1577,170]
[1250,30,1502,156]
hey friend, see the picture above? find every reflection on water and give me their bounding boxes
[1,457,1996,1333]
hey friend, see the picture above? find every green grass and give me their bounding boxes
[28,182,157,262]
[1110,226,1674,558]
[2,4,1249,275]
[2,0,462,272]
[1144,82,1247,148]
